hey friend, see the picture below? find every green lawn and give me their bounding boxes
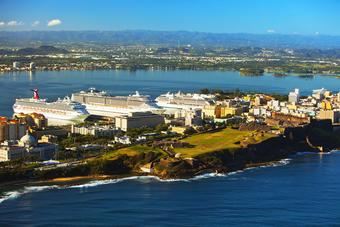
[102,145,165,160]
[174,128,274,157]
[101,128,275,160]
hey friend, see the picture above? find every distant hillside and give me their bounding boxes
[1,30,340,49]
[0,45,68,55]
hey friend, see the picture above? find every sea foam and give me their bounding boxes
[0,158,292,204]
[0,185,59,204]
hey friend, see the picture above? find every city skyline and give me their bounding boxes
[1,0,340,35]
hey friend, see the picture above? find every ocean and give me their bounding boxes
[0,152,340,225]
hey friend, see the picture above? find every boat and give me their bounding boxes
[71,88,159,117]
[155,91,216,110]
[13,89,89,122]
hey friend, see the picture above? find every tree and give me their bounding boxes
[200,88,210,94]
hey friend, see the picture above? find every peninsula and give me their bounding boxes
[1,88,340,187]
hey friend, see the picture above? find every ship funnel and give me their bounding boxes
[31,88,39,100]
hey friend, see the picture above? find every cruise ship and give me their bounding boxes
[71,88,160,117]
[13,89,89,122]
[155,91,216,110]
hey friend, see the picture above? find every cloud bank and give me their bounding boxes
[47,19,62,27]
[0,20,24,28]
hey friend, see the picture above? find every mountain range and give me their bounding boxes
[1,30,340,49]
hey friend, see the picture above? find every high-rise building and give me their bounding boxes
[29,62,36,70]
[288,89,300,104]
[13,61,20,69]
[0,117,27,142]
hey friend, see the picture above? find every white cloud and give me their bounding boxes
[0,21,5,27]
[267,29,275,33]
[47,19,62,27]
[315,31,320,35]
[32,20,40,27]
[7,20,24,27]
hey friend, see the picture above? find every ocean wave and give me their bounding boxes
[294,150,340,156]
[0,158,292,203]
[68,176,145,188]
[295,151,319,156]
[322,150,340,155]
[0,185,59,204]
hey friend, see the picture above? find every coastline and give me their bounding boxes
[0,156,293,204]
[1,68,339,79]
[2,150,339,205]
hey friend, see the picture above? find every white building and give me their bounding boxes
[185,109,202,126]
[71,124,118,137]
[312,88,327,100]
[114,136,131,145]
[267,100,280,111]
[29,62,36,70]
[288,89,300,104]
[13,61,20,69]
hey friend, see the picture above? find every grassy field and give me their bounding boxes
[100,128,275,160]
[102,145,165,160]
[174,128,274,157]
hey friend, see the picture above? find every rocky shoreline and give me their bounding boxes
[1,120,339,191]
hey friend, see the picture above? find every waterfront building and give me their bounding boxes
[114,112,164,131]
[12,61,20,69]
[29,62,36,70]
[312,88,327,100]
[288,89,300,104]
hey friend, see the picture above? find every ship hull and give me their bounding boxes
[13,106,89,122]
[84,104,158,117]
[155,102,204,110]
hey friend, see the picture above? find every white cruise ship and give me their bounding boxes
[71,88,160,117]
[155,91,216,110]
[13,89,89,122]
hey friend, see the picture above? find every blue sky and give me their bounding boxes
[1,0,340,35]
